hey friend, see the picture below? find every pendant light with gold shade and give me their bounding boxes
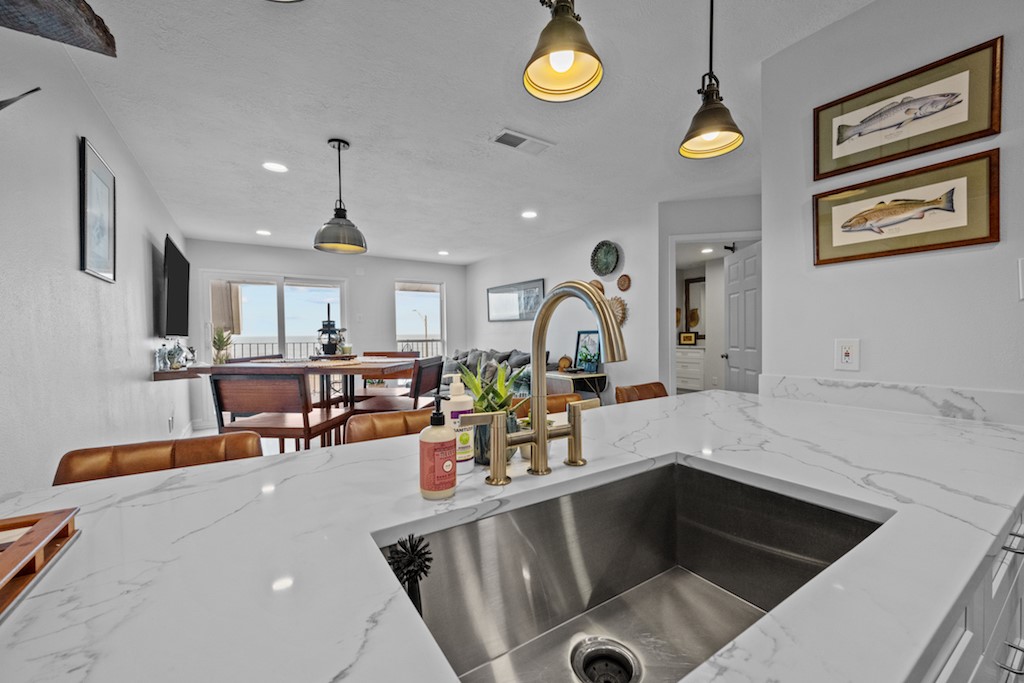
[679,0,744,159]
[313,138,367,254]
[523,0,603,102]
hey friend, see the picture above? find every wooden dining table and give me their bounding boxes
[209,356,417,408]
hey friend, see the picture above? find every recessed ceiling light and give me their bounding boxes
[262,162,288,173]
[272,576,294,591]
[521,210,538,219]
[256,230,272,236]
[701,248,713,254]
[438,250,449,256]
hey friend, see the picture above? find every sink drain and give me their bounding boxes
[570,636,642,683]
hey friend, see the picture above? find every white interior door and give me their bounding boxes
[724,242,761,393]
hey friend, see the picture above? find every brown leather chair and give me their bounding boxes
[513,393,583,419]
[345,394,582,445]
[210,373,352,453]
[344,408,434,444]
[615,382,669,404]
[352,356,443,413]
[53,432,263,485]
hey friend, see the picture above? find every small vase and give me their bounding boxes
[583,361,598,373]
[474,413,520,465]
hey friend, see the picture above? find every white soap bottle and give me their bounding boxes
[445,377,476,475]
[420,396,456,500]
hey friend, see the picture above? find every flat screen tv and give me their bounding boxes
[163,235,190,337]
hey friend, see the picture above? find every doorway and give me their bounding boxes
[665,232,761,394]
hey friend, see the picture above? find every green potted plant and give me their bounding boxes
[212,327,233,364]
[459,361,528,465]
[578,347,599,373]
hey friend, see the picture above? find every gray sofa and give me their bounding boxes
[443,348,555,395]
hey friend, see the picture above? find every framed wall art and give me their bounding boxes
[813,149,998,266]
[574,330,600,368]
[678,332,697,346]
[487,279,544,322]
[80,137,116,282]
[814,36,1002,181]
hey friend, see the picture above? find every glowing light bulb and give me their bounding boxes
[548,50,575,73]
[701,131,721,142]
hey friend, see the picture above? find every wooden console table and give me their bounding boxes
[545,371,608,404]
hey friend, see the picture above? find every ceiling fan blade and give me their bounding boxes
[0,86,40,112]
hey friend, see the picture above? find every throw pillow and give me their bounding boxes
[507,349,531,369]
[481,358,501,384]
[465,349,484,372]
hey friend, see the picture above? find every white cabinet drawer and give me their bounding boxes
[925,582,984,683]
[676,348,705,361]
[677,377,703,391]
[988,514,1024,644]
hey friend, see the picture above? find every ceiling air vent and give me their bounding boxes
[492,129,553,155]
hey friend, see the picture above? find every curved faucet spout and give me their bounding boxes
[528,279,627,475]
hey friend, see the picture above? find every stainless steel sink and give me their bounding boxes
[383,464,882,682]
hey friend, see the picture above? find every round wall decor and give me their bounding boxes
[589,279,605,294]
[608,296,628,326]
[590,241,620,276]
[616,274,631,291]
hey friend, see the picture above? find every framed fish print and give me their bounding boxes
[79,137,116,282]
[813,37,1001,181]
[813,149,998,266]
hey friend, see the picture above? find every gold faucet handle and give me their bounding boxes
[565,398,600,467]
[459,411,512,486]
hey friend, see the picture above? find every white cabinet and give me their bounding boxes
[676,347,705,391]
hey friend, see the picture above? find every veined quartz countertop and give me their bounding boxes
[2,391,1024,682]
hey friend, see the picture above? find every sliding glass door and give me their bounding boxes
[208,276,343,361]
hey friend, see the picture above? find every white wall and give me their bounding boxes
[0,31,192,492]
[466,212,659,400]
[761,0,1023,393]
[658,196,761,389]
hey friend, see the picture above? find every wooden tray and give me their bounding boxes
[0,508,79,621]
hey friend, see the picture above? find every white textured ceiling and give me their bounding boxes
[68,0,875,265]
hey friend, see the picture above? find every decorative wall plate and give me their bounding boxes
[616,274,631,291]
[608,296,628,326]
[589,279,605,294]
[590,241,619,276]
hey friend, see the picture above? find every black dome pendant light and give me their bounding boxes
[679,0,744,159]
[313,138,367,254]
[523,0,603,102]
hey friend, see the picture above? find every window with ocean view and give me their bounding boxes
[395,281,444,357]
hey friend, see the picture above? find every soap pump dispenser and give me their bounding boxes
[445,377,476,475]
[419,396,456,500]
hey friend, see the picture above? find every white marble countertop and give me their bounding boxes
[2,391,1024,682]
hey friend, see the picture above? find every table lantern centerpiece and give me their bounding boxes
[318,304,346,355]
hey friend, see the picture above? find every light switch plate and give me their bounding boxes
[1018,258,1024,301]
[835,338,860,371]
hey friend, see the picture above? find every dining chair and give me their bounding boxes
[344,393,583,446]
[351,356,444,413]
[351,350,421,401]
[343,407,434,444]
[513,393,583,419]
[210,373,353,453]
[53,431,263,485]
[614,381,669,404]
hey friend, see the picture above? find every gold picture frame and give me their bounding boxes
[813,149,998,266]
[814,37,1001,181]
[678,332,697,346]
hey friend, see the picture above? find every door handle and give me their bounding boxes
[720,353,729,359]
